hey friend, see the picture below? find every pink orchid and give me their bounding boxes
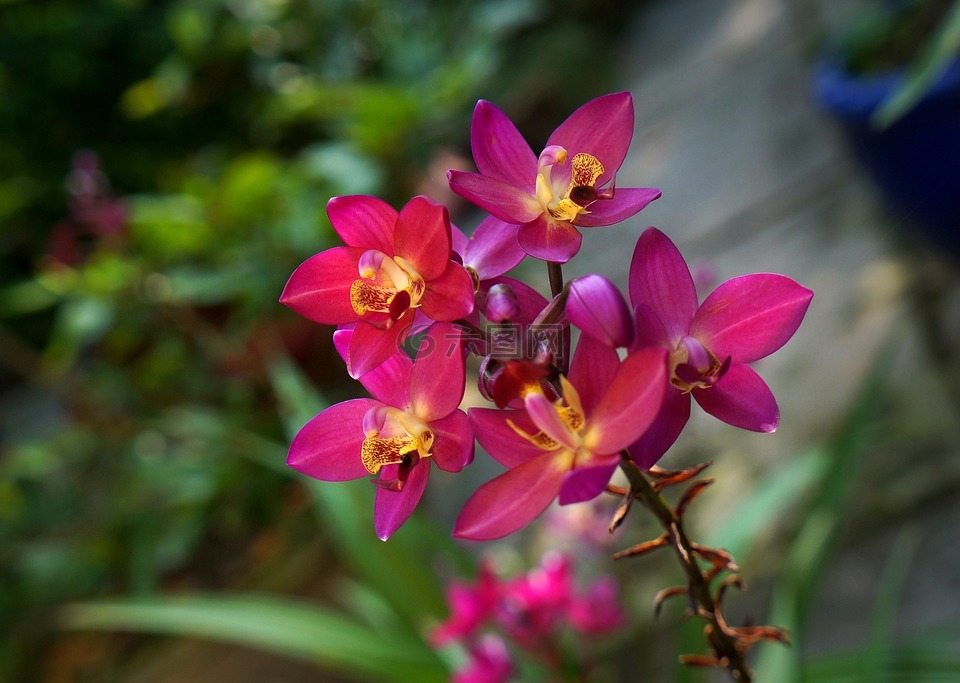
[455,337,666,540]
[448,93,661,263]
[431,561,501,647]
[286,323,474,540]
[628,228,814,468]
[452,635,513,683]
[280,195,475,378]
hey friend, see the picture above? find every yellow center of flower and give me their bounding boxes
[668,336,729,393]
[350,251,425,327]
[507,376,586,451]
[360,407,434,475]
[536,150,605,223]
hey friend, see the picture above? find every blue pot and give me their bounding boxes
[812,57,960,253]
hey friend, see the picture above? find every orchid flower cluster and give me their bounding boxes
[281,92,813,676]
[431,552,624,683]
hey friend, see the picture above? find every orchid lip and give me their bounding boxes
[669,335,730,393]
[350,250,425,326]
[360,406,434,475]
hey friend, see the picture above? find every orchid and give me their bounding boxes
[627,227,814,468]
[280,195,475,378]
[455,337,666,540]
[448,92,661,263]
[286,323,473,540]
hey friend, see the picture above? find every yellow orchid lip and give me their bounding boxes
[536,149,606,223]
[350,251,425,326]
[360,407,434,475]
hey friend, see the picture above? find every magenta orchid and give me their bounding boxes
[280,195,475,378]
[287,323,473,540]
[627,227,814,468]
[448,92,661,263]
[455,337,666,540]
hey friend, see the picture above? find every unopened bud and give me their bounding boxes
[485,283,520,322]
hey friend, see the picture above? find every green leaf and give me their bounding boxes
[60,595,446,683]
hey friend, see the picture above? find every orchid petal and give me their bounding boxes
[468,408,548,468]
[394,196,451,281]
[346,315,412,379]
[547,92,634,187]
[629,228,697,343]
[627,386,691,470]
[568,334,622,416]
[517,216,582,263]
[280,246,363,325]
[584,347,668,454]
[419,261,475,322]
[454,451,574,541]
[470,100,538,189]
[410,322,466,420]
[567,275,633,348]
[692,362,780,433]
[447,171,543,224]
[525,392,578,451]
[558,459,618,505]
[374,460,430,540]
[357,344,413,410]
[464,216,525,279]
[479,276,548,326]
[327,195,397,253]
[632,303,671,350]
[690,274,814,363]
[429,410,475,472]
[575,187,662,227]
[451,224,469,261]
[287,398,379,481]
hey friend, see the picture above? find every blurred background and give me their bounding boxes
[2,0,960,681]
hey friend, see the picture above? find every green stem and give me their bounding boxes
[618,454,752,681]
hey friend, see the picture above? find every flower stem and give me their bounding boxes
[617,453,753,681]
[546,262,571,376]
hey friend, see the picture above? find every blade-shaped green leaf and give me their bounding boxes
[60,594,446,683]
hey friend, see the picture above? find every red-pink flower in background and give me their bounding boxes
[628,227,814,468]
[280,195,475,378]
[286,323,473,540]
[448,93,660,263]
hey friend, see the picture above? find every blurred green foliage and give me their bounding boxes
[0,0,642,680]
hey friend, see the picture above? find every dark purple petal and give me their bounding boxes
[517,216,582,263]
[631,303,671,350]
[567,275,633,348]
[568,334,622,416]
[470,100,538,189]
[690,274,814,363]
[327,195,397,253]
[287,398,379,481]
[558,459,618,505]
[420,261,476,321]
[429,410,475,472]
[692,362,780,432]
[448,171,543,224]
[280,246,363,325]
[451,224,469,260]
[468,407,548,468]
[394,196,452,281]
[346,315,412,379]
[627,386,690,470]
[584,347,668,454]
[575,187,662,227]
[453,451,573,541]
[629,228,697,343]
[479,276,549,326]
[411,322,466,420]
[465,216,525,279]
[547,92,634,187]
[374,460,430,540]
